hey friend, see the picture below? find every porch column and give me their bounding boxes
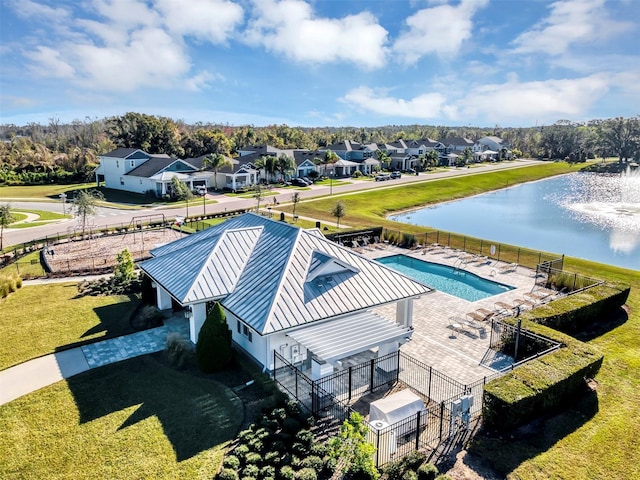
[188,303,207,344]
[232,175,237,191]
[156,285,172,311]
[396,298,413,328]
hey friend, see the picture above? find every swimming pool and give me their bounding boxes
[376,254,514,302]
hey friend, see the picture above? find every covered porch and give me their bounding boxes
[225,166,258,192]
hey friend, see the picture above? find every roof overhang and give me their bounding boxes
[285,311,412,363]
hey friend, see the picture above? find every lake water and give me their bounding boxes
[389,169,640,271]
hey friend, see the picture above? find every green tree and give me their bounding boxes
[254,184,264,212]
[461,147,473,164]
[170,176,193,201]
[113,248,136,285]
[597,116,640,164]
[323,149,340,175]
[331,201,346,228]
[72,190,104,239]
[277,153,296,181]
[328,412,379,480]
[375,149,391,170]
[204,153,233,190]
[0,203,16,251]
[291,191,301,217]
[196,302,232,373]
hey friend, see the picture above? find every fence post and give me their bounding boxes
[273,351,277,382]
[348,367,353,403]
[463,237,466,251]
[517,248,520,264]
[396,350,401,384]
[375,427,381,468]
[311,382,317,415]
[439,402,445,441]
[497,244,501,262]
[436,231,440,244]
[428,366,432,399]
[369,359,375,392]
[480,239,483,255]
[415,410,421,450]
[295,369,299,398]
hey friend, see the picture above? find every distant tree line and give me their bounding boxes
[1,113,639,186]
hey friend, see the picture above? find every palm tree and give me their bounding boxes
[263,155,278,183]
[203,153,232,190]
[331,201,346,229]
[277,154,296,182]
[322,150,340,176]
[0,203,15,251]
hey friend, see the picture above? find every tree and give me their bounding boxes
[72,190,104,239]
[332,201,346,228]
[461,147,473,164]
[196,302,232,373]
[203,153,232,190]
[322,149,340,175]
[291,191,301,217]
[170,176,193,201]
[374,149,391,170]
[597,116,640,164]
[0,203,16,251]
[254,183,264,212]
[113,248,136,285]
[328,412,379,480]
[277,154,296,182]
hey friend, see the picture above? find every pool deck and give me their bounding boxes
[358,245,543,385]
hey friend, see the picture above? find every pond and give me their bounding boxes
[389,168,640,271]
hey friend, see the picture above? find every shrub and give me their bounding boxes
[271,441,287,454]
[402,471,418,480]
[248,438,264,454]
[292,442,309,457]
[416,463,438,480]
[400,233,417,248]
[261,395,279,413]
[238,429,256,443]
[196,301,232,372]
[300,456,323,471]
[282,417,301,434]
[295,429,314,447]
[223,456,241,470]
[402,451,427,471]
[272,408,287,422]
[245,452,262,465]
[218,469,239,480]
[242,464,259,478]
[264,451,281,466]
[434,475,452,480]
[234,445,250,460]
[261,466,276,478]
[165,332,192,368]
[241,476,257,480]
[310,443,327,457]
[352,170,363,178]
[279,466,295,480]
[382,458,404,480]
[295,468,317,480]
[322,456,337,474]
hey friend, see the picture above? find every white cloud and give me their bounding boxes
[341,86,449,119]
[157,0,244,43]
[392,0,489,65]
[459,74,610,123]
[10,0,71,21]
[244,0,388,69]
[511,0,634,55]
[25,46,75,78]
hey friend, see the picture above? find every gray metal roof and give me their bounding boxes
[140,213,432,335]
[286,311,412,362]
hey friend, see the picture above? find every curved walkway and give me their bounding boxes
[0,315,189,406]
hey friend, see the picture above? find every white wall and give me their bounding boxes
[225,309,268,368]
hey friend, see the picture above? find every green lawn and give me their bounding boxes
[8,209,71,229]
[0,355,243,479]
[0,183,94,200]
[0,283,139,370]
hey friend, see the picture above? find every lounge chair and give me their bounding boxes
[494,301,515,315]
[498,263,518,273]
[466,308,495,323]
[513,298,536,310]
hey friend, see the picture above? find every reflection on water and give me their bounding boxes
[556,167,640,254]
[389,169,640,270]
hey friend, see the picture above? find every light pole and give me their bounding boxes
[330,170,334,195]
[59,193,67,214]
[201,190,207,216]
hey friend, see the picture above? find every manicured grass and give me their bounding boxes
[314,178,352,187]
[9,212,27,223]
[0,183,94,200]
[0,283,139,370]
[8,209,71,229]
[282,161,582,231]
[0,251,46,277]
[0,355,243,479]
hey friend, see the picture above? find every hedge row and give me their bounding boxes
[483,320,604,431]
[520,282,630,334]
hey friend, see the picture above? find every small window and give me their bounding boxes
[242,324,253,342]
[120,177,124,185]
[237,320,241,333]
[116,160,119,168]
[131,160,135,167]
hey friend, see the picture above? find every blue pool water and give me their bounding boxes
[377,255,514,302]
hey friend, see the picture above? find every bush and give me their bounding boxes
[264,451,281,466]
[400,232,417,248]
[165,332,192,368]
[402,471,418,480]
[242,464,259,478]
[322,456,337,475]
[282,417,301,434]
[434,475,452,480]
[279,466,295,480]
[352,170,363,178]
[310,443,327,457]
[245,452,262,465]
[261,466,276,478]
[292,442,309,457]
[248,438,264,454]
[238,429,256,443]
[402,451,427,471]
[234,445,250,460]
[295,468,317,480]
[196,301,232,372]
[382,458,404,480]
[223,456,241,470]
[218,469,239,480]
[295,429,314,447]
[416,463,438,480]
[300,456,323,471]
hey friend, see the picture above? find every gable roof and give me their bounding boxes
[439,137,474,147]
[126,156,181,177]
[101,148,151,159]
[140,213,432,336]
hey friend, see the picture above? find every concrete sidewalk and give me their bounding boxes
[0,316,189,406]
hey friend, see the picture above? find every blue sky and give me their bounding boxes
[1,0,639,128]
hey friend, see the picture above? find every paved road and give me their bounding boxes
[1,160,543,248]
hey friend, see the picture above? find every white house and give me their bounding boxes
[95,148,212,196]
[473,136,512,161]
[139,213,432,377]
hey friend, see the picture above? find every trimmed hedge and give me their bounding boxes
[519,282,630,333]
[483,320,603,431]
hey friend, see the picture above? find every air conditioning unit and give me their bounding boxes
[450,400,462,417]
[460,395,474,413]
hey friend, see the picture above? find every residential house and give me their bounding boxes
[94,148,212,196]
[139,213,432,377]
[320,140,380,175]
[473,136,512,161]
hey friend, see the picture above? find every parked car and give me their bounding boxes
[390,171,402,179]
[291,178,309,187]
[302,176,314,184]
[375,173,391,181]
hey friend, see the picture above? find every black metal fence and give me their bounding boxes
[489,319,562,364]
[535,265,604,294]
